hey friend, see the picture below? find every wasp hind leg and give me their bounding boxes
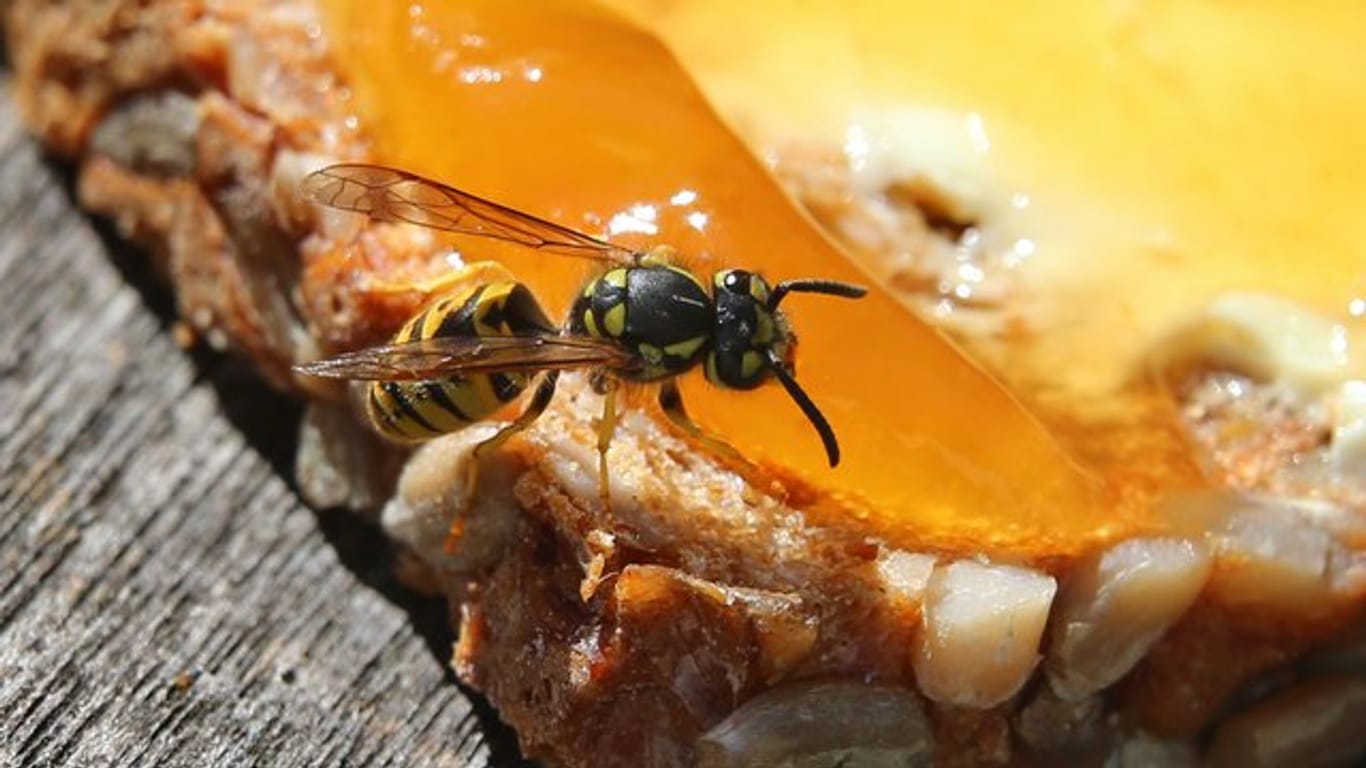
[444,371,560,555]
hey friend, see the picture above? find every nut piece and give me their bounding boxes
[1014,685,1103,753]
[652,569,819,685]
[1105,731,1199,768]
[1211,500,1333,610]
[912,560,1057,707]
[874,549,937,608]
[1048,537,1212,700]
[1329,380,1366,477]
[1155,293,1357,396]
[696,679,933,768]
[1208,675,1366,768]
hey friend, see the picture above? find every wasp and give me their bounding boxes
[295,164,866,547]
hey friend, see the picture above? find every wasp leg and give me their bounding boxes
[444,371,560,555]
[656,379,751,468]
[596,380,619,514]
[367,260,513,297]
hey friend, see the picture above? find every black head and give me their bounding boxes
[705,269,867,466]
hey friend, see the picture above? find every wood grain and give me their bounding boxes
[0,64,528,766]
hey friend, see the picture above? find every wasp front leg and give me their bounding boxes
[445,370,561,554]
[656,379,751,468]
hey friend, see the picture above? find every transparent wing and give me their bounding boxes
[294,332,636,382]
[301,163,637,264]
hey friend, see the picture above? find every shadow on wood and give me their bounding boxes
[0,63,532,762]
[65,157,534,767]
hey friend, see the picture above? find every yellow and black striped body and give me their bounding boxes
[367,281,555,442]
[568,264,714,381]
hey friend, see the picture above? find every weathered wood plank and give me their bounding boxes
[0,64,527,767]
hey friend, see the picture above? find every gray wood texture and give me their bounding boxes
[0,61,527,767]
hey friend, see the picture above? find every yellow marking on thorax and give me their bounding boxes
[664,335,707,359]
[667,265,708,294]
[640,244,678,266]
[638,343,664,364]
[603,303,627,336]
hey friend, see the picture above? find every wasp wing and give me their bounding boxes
[301,163,638,264]
[294,333,636,382]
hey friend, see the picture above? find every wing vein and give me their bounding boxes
[300,163,638,265]
[294,333,635,382]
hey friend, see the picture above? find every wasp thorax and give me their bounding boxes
[569,264,713,382]
[705,269,790,390]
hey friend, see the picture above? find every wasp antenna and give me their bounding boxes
[769,279,868,308]
[766,350,842,467]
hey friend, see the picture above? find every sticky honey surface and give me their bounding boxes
[603,0,1366,397]
[310,0,1237,556]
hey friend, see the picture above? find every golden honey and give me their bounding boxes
[312,0,1363,557]
[602,0,1366,398]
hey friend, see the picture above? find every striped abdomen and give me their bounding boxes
[367,281,554,442]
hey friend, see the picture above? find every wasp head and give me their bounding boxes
[705,269,867,466]
[706,269,785,391]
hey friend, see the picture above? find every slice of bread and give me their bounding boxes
[9,1,1363,766]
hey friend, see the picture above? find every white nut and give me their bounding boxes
[874,549,937,607]
[1211,500,1333,610]
[1329,379,1366,478]
[1155,293,1357,397]
[697,679,933,768]
[912,560,1057,707]
[1048,538,1212,700]
[845,107,1001,225]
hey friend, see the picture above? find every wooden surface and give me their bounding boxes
[0,63,528,766]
